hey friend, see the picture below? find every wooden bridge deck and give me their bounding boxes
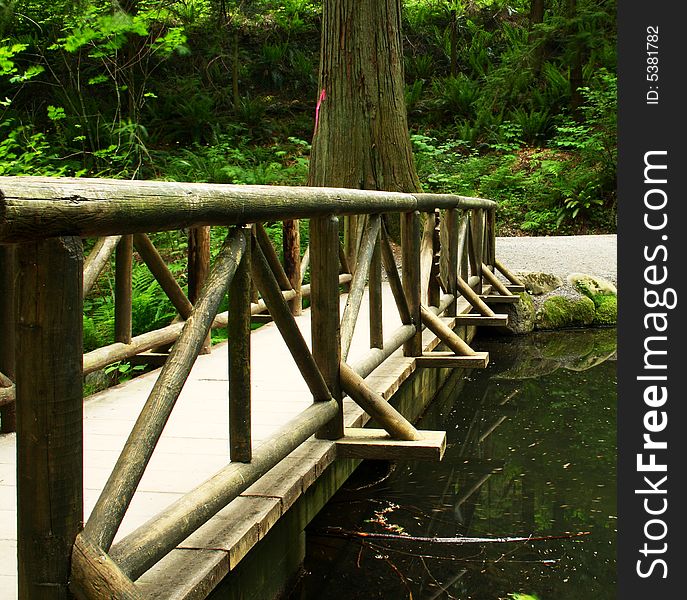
[0,283,478,599]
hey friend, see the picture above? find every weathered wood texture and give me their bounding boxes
[340,362,419,441]
[115,235,133,344]
[456,275,496,317]
[482,263,513,296]
[83,236,122,296]
[420,305,476,356]
[282,219,302,315]
[0,176,495,242]
[84,232,246,552]
[415,351,489,369]
[336,428,446,461]
[16,237,83,599]
[310,216,343,440]
[229,228,252,463]
[369,230,383,349]
[0,244,16,431]
[188,226,212,354]
[401,211,422,356]
[70,535,142,600]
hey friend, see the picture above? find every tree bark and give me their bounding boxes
[308,0,421,197]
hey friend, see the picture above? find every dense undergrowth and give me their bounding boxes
[2,0,616,236]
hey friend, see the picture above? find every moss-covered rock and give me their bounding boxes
[535,294,596,330]
[592,294,617,325]
[567,273,617,296]
[518,271,563,295]
[567,273,618,326]
[496,291,535,335]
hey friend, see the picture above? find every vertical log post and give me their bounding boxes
[445,209,459,317]
[428,209,441,308]
[115,235,133,344]
[283,219,302,316]
[369,228,383,349]
[343,215,358,275]
[16,237,83,599]
[401,211,422,356]
[229,227,252,463]
[486,208,497,268]
[188,226,212,354]
[311,215,343,440]
[0,244,16,432]
[468,211,483,294]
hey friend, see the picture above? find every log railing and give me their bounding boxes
[0,176,523,599]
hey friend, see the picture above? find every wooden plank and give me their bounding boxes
[416,351,489,369]
[310,216,343,439]
[178,496,282,569]
[336,428,446,461]
[429,209,441,307]
[16,236,84,599]
[453,314,508,326]
[506,284,526,293]
[229,227,252,463]
[250,314,273,324]
[136,549,228,600]
[419,212,435,306]
[445,208,459,317]
[481,295,520,304]
[0,178,496,244]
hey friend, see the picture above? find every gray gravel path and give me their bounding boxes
[496,234,617,285]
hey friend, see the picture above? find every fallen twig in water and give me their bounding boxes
[316,527,590,544]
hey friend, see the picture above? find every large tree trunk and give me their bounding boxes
[308,0,420,195]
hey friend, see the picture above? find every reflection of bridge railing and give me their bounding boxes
[0,176,523,598]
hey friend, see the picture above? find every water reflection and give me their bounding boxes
[293,329,616,600]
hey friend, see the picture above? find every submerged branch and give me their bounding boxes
[316,527,590,545]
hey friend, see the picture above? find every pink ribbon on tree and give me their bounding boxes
[314,88,326,134]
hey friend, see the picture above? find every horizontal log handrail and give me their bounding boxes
[0,177,496,243]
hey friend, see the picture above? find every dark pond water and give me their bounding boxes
[292,329,617,600]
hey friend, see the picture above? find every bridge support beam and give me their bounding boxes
[16,237,84,599]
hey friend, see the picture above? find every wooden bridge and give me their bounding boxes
[0,177,523,599]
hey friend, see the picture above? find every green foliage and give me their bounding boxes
[0,0,616,236]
